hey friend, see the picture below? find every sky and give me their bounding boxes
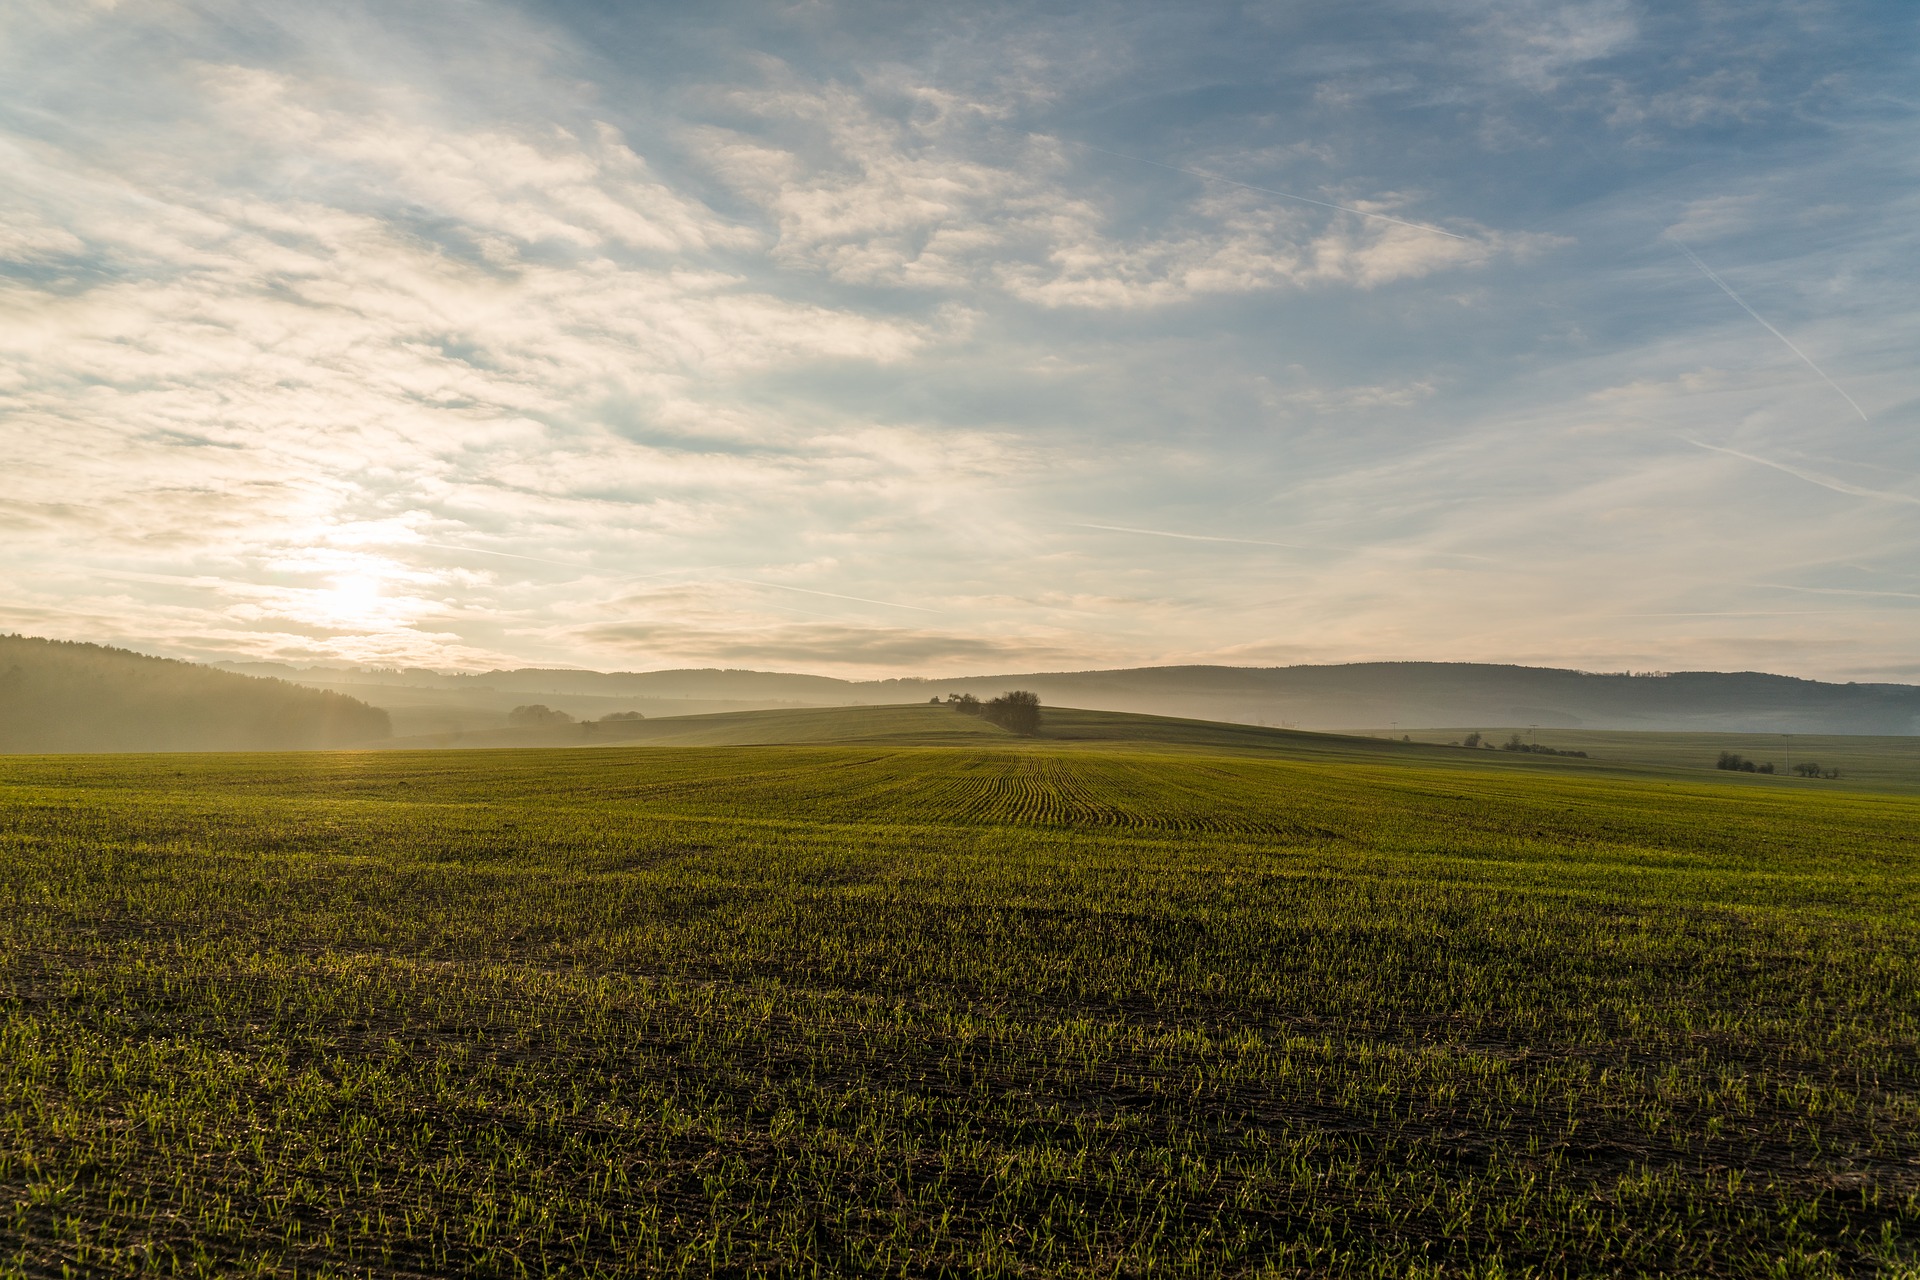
[3,0,1917,679]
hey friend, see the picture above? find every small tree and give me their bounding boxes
[946,693,982,714]
[508,704,574,728]
[983,690,1041,735]
[1793,762,1822,778]
[1462,732,1481,748]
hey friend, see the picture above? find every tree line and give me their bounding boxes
[1717,752,1838,779]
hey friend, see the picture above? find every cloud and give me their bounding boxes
[579,620,1079,668]
[201,66,751,257]
[692,68,1538,310]
[1459,0,1639,90]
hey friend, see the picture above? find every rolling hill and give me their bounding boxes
[369,700,1920,790]
[227,658,1920,735]
[0,635,391,752]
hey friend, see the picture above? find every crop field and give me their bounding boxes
[3,741,1919,1278]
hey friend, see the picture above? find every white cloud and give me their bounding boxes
[693,70,1535,310]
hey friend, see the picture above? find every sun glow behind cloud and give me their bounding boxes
[2,0,1917,678]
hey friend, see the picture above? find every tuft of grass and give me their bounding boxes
[2,745,1917,1277]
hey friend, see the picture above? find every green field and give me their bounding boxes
[384,702,1920,794]
[4,717,1919,1276]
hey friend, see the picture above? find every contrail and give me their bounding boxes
[1677,244,1868,421]
[1759,583,1920,602]
[1686,439,1920,505]
[1070,521,1323,550]
[721,577,940,614]
[1071,522,1493,563]
[412,541,590,569]
[1074,143,1472,241]
[1758,583,1920,602]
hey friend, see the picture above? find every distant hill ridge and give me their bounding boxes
[1,636,391,753]
[222,657,1920,735]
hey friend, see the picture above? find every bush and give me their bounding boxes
[599,711,645,722]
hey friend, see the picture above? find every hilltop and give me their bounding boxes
[0,636,391,753]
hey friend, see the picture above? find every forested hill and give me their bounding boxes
[230,658,1920,734]
[885,664,1920,734]
[0,636,391,752]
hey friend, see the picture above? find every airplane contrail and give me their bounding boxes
[1070,521,1323,550]
[1071,522,1493,563]
[412,541,590,569]
[1074,143,1472,241]
[1759,583,1920,602]
[1677,244,1868,421]
[1686,439,1920,505]
[721,577,941,613]
[1620,609,1860,617]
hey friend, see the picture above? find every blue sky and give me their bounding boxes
[3,0,1917,677]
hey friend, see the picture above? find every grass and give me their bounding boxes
[2,732,1918,1277]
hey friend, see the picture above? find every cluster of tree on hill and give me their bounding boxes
[933,690,1042,736]
[508,705,645,729]
[1455,731,1587,758]
[0,635,390,753]
[1717,752,1839,778]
